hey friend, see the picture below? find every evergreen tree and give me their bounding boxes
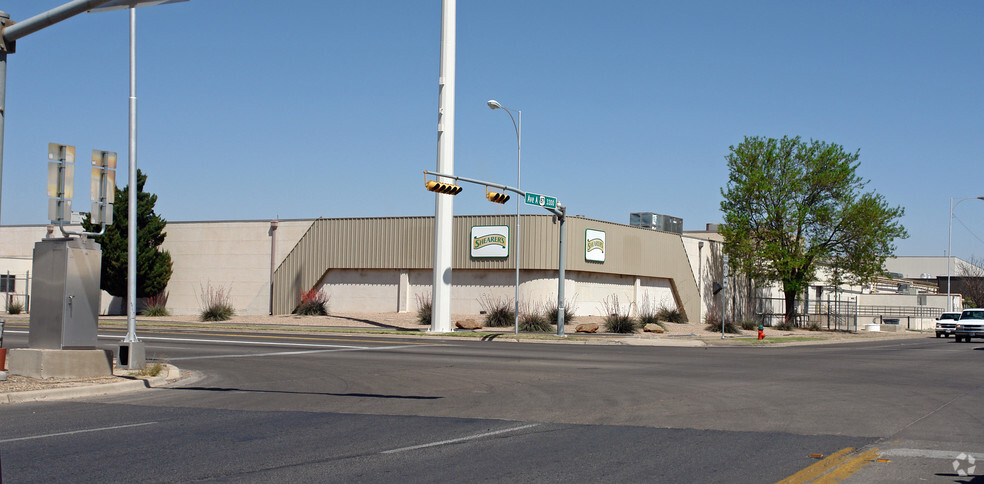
[82,169,173,299]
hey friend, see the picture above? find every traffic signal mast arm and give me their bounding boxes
[423,170,565,218]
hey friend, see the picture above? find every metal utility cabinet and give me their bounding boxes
[28,237,102,349]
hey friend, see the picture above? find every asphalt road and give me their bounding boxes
[1,324,982,482]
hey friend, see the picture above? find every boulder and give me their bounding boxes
[643,323,665,333]
[456,319,483,330]
[576,323,599,333]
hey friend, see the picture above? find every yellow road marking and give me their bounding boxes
[814,448,879,483]
[777,447,881,484]
[777,447,855,484]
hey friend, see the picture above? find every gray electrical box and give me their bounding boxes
[28,237,102,349]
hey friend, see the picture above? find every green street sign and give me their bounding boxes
[524,192,557,209]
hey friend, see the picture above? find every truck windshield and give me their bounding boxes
[961,310,984,320]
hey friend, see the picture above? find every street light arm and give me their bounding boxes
[2,0,114,42]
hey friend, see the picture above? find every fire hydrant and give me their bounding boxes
[757,324,765,340]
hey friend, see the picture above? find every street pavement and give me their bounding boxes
[0,323,981,482]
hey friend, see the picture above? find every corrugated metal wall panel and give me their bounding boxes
[272,214,700,319]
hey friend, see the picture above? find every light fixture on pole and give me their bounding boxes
[487,99,521,334]
[947,196,984,311]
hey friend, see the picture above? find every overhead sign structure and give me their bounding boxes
[524,192,557,210]
[585,229,606,262]
[470,225,509,258]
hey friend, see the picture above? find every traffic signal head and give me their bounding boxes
[425,180,462,195]
[486,191,510,204]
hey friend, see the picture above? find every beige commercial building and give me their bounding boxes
[0,215,718,323]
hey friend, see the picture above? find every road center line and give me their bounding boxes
[381,424,541,454]
[0,422,158,444]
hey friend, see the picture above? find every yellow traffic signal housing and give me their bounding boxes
[486,191,510,204]
[425,180,463,195]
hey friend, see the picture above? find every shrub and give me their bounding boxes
[656,307,687,323]
[294,287,329,316]
[705,321,741,334]
[807,321,823,332]
[7,300,23,315]
[479,294,515,328]
[142,292,169,317]
[545,296,578,325]
[415,293,432,325]
[199,283,234,322]
[775,320,795,331]
[519,302,553,332]
[603,294,637,333]
[740,319,758,331]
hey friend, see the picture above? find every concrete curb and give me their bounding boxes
[0,364,180,405]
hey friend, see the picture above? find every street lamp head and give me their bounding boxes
[487,99,501,110]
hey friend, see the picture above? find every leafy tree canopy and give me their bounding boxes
[720,136,907,321]
[82,169,173,299]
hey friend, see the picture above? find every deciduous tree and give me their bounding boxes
[720,136,907,324]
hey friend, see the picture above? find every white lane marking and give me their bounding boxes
[106,335,370,349]
[381,424,541,454]
[880,448,983,460]
[166,345,427,361]
[0,422,158,444]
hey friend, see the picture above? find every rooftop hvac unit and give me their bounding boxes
[629,212,683,234]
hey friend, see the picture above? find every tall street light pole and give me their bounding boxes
[487,99,521,334]
[430,0,456,333]
[947,196,984,311]
[89,0,188,368]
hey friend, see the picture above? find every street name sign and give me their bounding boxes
[524,192,557,209]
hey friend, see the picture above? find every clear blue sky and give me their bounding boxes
[2,1,982,260]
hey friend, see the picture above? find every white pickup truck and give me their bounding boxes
[954,308,984,342]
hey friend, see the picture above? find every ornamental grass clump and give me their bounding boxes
[519,301,553,332]
[7,299,23,315]
[479,294,514,328]
[545,296,578,325]
[294,287,329,316]
[142,292,170,317]
[603,294,637,334]
[704,312,740,334]
[415,293,432,325]
[199,283,234,322]
[637,295,666,330]
[656,306,687,323]
[740,319,758,331]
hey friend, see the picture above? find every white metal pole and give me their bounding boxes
[947,197,953,312]
[0,12,7,229]
[430,0,455,333]
[124,6,138,342]
[514,109,521,334]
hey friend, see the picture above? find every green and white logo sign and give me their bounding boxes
[471,225,509,258]
[585,229,606,262]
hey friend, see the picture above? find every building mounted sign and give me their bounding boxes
[471,225,509,258]
[585,229,606,262]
